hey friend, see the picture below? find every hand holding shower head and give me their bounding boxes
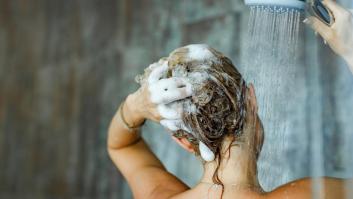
[307,0,334,26]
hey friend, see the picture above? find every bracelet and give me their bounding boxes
[119,99,146,132]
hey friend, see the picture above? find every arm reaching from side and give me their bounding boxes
[304,0,353,73]
[107,64,193,199]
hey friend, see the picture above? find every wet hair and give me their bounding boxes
[137,44,263,197]
[168,45,247,192]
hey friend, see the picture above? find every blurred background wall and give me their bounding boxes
[0,0,352,199]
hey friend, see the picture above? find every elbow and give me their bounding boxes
[107,141,121,156]
[107,150,115,162]
[107,144,114,159]
[107,144,122,162]
[106,138,120,159]
[106,130,124,152]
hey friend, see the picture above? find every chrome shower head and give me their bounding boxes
[308,0,334,26]
[244,0,334,25]
[245,0,306,10]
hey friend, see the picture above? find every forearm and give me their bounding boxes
[107,94,169,186]
[107,94,145,150]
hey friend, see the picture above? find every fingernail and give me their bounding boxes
[324,40,327,45]
[303,18,309,24]
[315,31,318,36]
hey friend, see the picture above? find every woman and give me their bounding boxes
[107,1,353,198]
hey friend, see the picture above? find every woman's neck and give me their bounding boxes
[199,139,262,190]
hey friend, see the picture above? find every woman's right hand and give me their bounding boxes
[304,0,353,69]
[124,63,193,126]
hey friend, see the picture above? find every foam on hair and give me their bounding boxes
[136,44,247,162]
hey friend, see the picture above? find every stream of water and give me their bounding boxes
[242,6,304,191]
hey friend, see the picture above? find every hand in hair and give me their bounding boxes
[126,62,193,124]
[304,0,353,72]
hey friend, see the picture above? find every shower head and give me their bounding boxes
[245,0,306,10]
[308,0,334,26]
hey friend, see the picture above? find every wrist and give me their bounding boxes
[123,94,146,126]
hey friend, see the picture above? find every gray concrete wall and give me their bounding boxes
[0,0,352,198]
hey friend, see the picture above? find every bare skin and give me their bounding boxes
[108,1,353,198]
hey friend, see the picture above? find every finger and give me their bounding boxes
[161,87,193,104]
[147,58,167,71]
[162,119,191,133]
[148,62,168,84]
[149,86,192,104]
[322,0,345,15]
[149,78,193,104]
[158,77,191,89]
[157,103,183,119]
[149,77,189,92]
[158,57,168,64]
[304,17,332,41]
[147,62,159,70]
[160,119,187,131]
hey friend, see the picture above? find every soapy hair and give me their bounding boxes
[136,45,255,196]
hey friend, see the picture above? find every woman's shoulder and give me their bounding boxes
[265,177,346,199]
[264,178,312,199]
[169,177,346,199]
